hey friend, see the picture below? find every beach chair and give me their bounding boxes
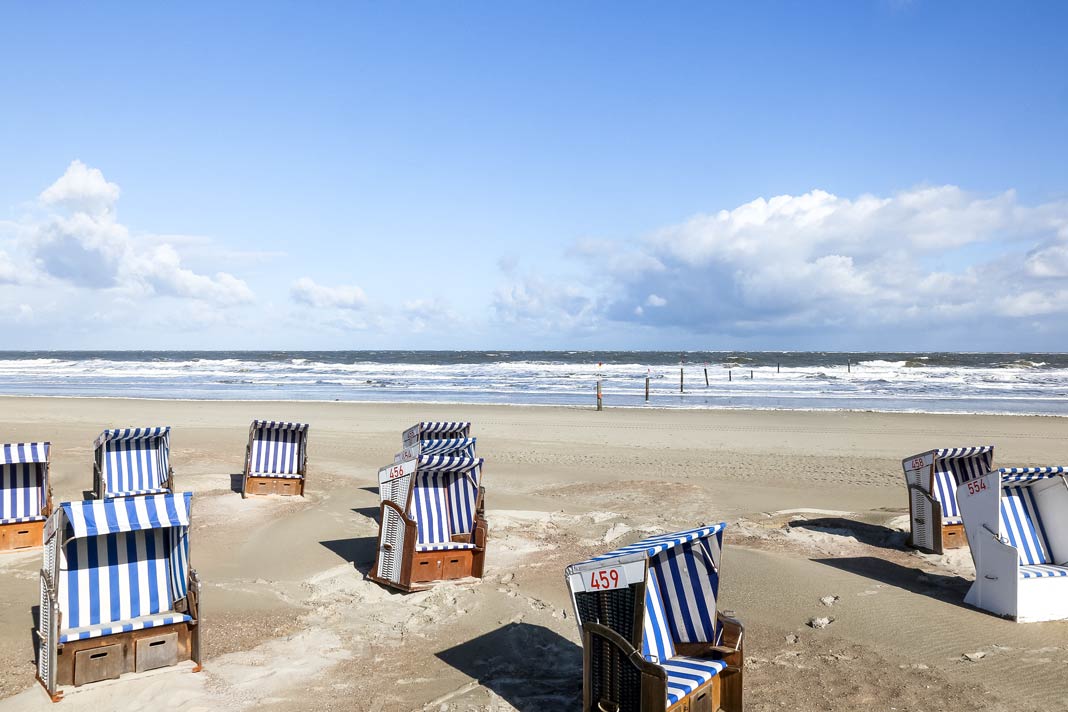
[565,525,744,712]
[903,446,994,554]
[956,466,1068,622]
[241,420,309,498]
[93,428,174,500]
[36,492,201,700]
[371,422,486,592]
[0,442,52,552]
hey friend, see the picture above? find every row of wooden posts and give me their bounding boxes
[595,359,854,410]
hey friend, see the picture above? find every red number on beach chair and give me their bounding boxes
[966,479,987,495]
[911,458,926,471]
[589,567,622,590]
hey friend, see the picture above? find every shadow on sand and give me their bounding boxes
[789,517,908,551]
[320,536,378,576]
[813,556,972,608]
[435,622,581,711]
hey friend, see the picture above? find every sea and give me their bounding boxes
[0,351,1065,416]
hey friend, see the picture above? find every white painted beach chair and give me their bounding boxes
[241,420,309,498]
[0,442,52,551]
[903,446,994,553]
[37,492,202,700]
[93,428,174,500]
[372,421,486,591]
[565,525,744,712]
[956,466,1068,622]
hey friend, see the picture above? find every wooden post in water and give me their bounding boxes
[596,361,603,411]
[777,363,780,373]
[704,366,709,386]
[645,374,650,402]
[679,367,684,393]
[750,370,754,379]
[847,359,851,374]
[729,369,732,382]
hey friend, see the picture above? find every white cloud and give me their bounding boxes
[645,294,667,307]
[290,277,367,310]
[493,275,596,332]
[0,252,22,284]
[39,160,121,216]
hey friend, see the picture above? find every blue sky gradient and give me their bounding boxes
[1,2,1066,349]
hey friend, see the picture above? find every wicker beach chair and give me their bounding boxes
[956,466,1068,621]
[371,422,486,592]
[37,492,202,700]
[93,428,174,500]
[0,442,52,551]
[565,525,744,712]
[903,446,994,553]
[241,420,309,498]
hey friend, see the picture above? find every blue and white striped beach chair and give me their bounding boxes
[372,422,486,591]
[0,442,52,551]
[903,446,994,554]
[242,420,309,498]
[565,525,744,712]
[956,466,1068,621]
[37,492,202,699]
[93,428,174,500]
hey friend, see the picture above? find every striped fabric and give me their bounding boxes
[0,464,47,523]
[1019,565,1068,579]
[662,657,727,706]
[999,467,1067,483]
[249,421,308,476]
[55,493,193,642]
[1000,486,1052,565]
[1,442,49,464]
[641,567,676,663]
[416,438,477,457]
[649,531,721,643]
[932,447,995,518]
[60,613,193,643]
[405,422,471,439]
[416,542,478,552]
[579,524,728,566]
[96,427,170,497]
[409,464,481,548]
[410,454,482,472]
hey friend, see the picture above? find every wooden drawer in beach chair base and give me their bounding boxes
[55,621,198,689]
[244,475,304,497]
[370,499,487,592]
[0,519,46,551]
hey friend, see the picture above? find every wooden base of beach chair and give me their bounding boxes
[941,523,966,550]
[53,622,197,690]
[0,520,44,552]
[243,476,305,498]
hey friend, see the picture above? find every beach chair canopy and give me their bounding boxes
[402,421,471,448]
[248,421,308,477]
[380,452,483,553]
[395,437,477,463]
[568,525,729,706]
[0,442,49,524]
[930,446,994,522]
[95,427,172,497]
[45,492,193,643]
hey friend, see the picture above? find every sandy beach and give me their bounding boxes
[0,397,1066,711]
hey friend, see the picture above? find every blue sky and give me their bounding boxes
[1,2,1066,350]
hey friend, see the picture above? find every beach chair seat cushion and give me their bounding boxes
[109,487,171,498]
[941,516,963,526]
[248,471,304,479]
[1019,565,1068,579]
[662,656,728,706]
[0,514,47,525]
[415,542,477,552]
[59,612,192,643]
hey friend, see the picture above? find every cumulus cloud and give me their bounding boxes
[290,277,367,310]
[23,161,254,306]
[493,275,596,332]
[0,252,22,284]
[39,160,121,216]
